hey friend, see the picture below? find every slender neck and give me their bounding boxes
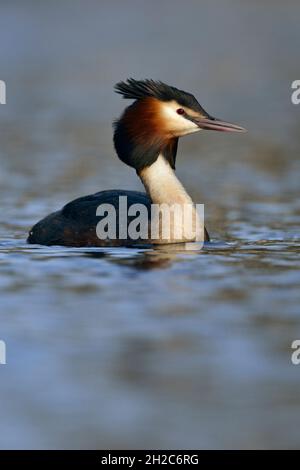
[138,154,193,205]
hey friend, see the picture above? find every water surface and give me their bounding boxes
[0,0,300,449]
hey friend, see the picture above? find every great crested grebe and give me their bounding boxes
[27,79,245,247]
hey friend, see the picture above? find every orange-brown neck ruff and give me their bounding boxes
[113,97,178,171]
[124,97,168,143]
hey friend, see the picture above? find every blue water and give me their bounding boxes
[0,0,300,449]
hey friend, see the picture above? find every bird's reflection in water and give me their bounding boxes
[82,242,205,270]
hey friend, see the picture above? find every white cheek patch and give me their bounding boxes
[160,102,199,136]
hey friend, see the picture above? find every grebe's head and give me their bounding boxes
[113,79,245,171]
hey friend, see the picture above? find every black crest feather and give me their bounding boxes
[114,78,205,113]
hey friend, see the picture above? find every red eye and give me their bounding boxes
[176,108,185,115]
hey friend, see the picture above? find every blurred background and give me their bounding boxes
[0,0,299,449]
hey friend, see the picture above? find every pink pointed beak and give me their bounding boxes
[196,117,246,133]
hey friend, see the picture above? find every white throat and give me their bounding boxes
[138,155,204,243]
[138,154,193,205]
